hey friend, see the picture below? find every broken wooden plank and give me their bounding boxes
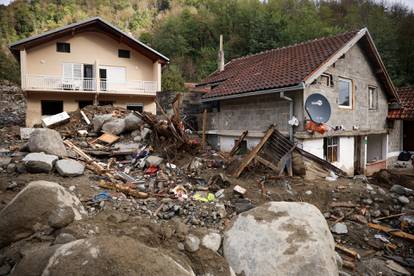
[335,243,361,259]
[98,181,148,199]
[296,147,346,176]
[330,202,358,208]
[233,126,275,177]
[255,155,279,172]
[229,130,248,157]
[202,109,207,149]
[368,223,414,241]
[80,110,91,125]
[96,133,120,145]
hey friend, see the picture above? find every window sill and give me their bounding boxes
[338,105,352,110]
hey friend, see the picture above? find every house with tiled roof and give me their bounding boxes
[198,28,402,176]
[388,87,414,152]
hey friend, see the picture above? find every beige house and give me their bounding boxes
[9,17,169,127]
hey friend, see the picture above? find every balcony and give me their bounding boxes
[24,75,157,96]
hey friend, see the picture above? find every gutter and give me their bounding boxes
[280,91,294,141]
[200,83,304,102]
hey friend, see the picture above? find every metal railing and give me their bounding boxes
[25,75,157,95]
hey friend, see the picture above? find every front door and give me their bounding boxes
[83,64,93,90]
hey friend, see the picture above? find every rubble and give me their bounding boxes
[28,128,68,157]
[55,159,85,176]
[22,152,58,173]
[41,111,70,128]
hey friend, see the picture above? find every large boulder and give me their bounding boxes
[124,113,142,131]
[0,181,86,248]
[92,114,113,132]
[13,235,195,276]
[223,202,338,276]
[22,152,58,173]
[55,159,85,177]
[28,129,67,157]
[102,118,126,135]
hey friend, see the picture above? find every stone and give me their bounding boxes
[102,119,126,135]
[28,129,67,157]
[202,232,222,252]
[113,142,140,153]
[390,184,413,196]
[107,212,129,223]
[0,181,86,247]
[92,114,113,132]
[22,152,58,173]
[124,113,142,131]
[6,163,16,173]
[7,181,17,189]
[141,127,152,140]
[133,135,143,142]
[13,236,195,276]
[0,264,11,276]
[54,233,76,245]
[48,206,75,228]
[331,222,348,234]
[184,234,200,252]
[234,199,255,214]
[0,157,11,168]
[223,202,338,276]
[55,159,85,177]
[146,156,163,166]
[398,196,410,204]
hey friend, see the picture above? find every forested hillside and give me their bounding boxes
[0,0,413,90]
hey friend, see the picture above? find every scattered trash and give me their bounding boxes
[233,185,247,196]
[325,171,338,181]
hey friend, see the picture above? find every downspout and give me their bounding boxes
[280,91,294,141]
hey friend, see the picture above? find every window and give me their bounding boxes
[56,42,70,53]
[41,100,63,116]
[78,100,93,109]
[368,86,377,110]
[127,104,144,112]
[98,101,114,106]
[338,78,352,108]
[324,137,339,163]
[234,140,247,155]
[118,49,130,58]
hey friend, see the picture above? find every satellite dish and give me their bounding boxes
[305,93,331,124]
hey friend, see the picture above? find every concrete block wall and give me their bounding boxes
[387,119,402,165]
[304,42,388,133]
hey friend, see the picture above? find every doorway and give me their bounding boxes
[354,136,363,175]
[83,64,93,90]
[99,68,107,91]
[403,121,414,151]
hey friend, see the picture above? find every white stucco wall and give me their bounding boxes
[302,139,324,159]
[219,135,261,152]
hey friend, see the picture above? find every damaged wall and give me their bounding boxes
[387,119,403,165]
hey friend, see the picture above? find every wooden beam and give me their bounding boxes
[233,126,275,177]
[229,130,248,157]
[255,155,279,172]
[202,109,207,149]
[368,223,414,241]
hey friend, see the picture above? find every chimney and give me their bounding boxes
[218,34,224,71]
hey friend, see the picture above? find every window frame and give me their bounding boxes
[56,42,70,53]
[126,103,144,112]
[324,137,339,163]
[118,49,131,58]
[338,77,353,109]
[320,73,332,87]
[368,86,378,110]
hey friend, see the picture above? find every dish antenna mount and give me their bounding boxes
[305,93,331,124]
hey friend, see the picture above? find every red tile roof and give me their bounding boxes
[388,87,414,120]
[200,30,359,99]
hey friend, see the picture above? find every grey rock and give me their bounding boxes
[331,223,348,234]
[22,152,58,173]
[223,202,338,276]
[0,264,11,276]
[102,119,126,135]
[107,212,129,223]
[48,206,75,228]
[131,129,141,137]
[398,196,410,204]
[54,233,76,245]
[92,114,113,132]
[55,159,85,177]
[6,163,16,173]
[184,234,200,252]
[0,181,86,247]
[390,184,413,196]
[14,236,195,276]
[141,127,152,140]
[28,129,67,157]
[133,135,142,142]
[234,199,255,214]
[202,232,222,252]
[0,157,11,168]
[124,113,142,131]
[113,142,140,153]
[7,181,17,189]
[146,156,163,167]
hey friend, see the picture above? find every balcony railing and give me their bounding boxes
[24,75,157,95]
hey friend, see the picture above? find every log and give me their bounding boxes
[98,181,148,199]
[335,244,361,260]
[368,223,414,241]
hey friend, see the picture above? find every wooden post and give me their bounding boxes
[202,109,207,149]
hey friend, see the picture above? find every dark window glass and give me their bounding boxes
[57,42,70,53]
[118,49,130,58]
[127,104,144,112]
[41,100,63,115]
[98,101,114,106]
[78,100,93,109]
[339,78,351,107]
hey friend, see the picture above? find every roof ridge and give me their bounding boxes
[228,29,361,63]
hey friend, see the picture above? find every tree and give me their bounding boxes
[162,65,186,91]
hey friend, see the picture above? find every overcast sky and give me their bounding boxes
[0,0,413,10]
